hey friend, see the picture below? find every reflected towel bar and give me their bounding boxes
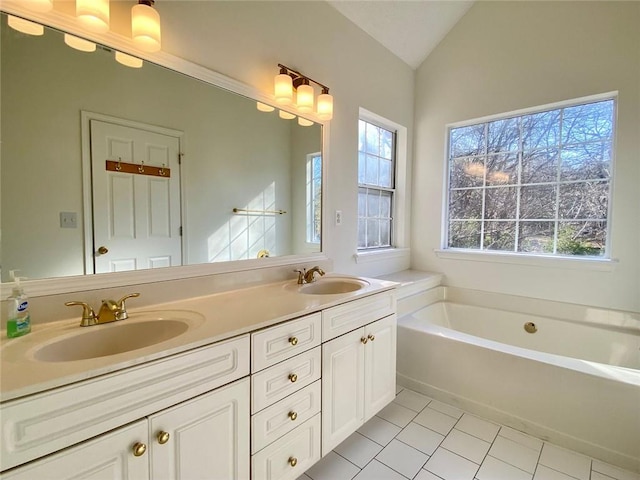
[232,208,287,215]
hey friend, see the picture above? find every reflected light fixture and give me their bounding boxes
[298,117,314,127]
[257,102,275,112]
[64,33,96,52]
[132,0,161,52]
[7,16,44,35]
[23,0,53,12]
[76,0,110,33]
[275,64,332,121]
[115,51,143,68]
[279,110,296,120]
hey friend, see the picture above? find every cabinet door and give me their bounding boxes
[1,420,149,480]
[364,315,397,421]
[149,378,250,480]
[321,328,365,454]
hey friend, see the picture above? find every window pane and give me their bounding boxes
[448,221,481,249]
[357,218,366,248]
[379,159,392,188]
[559,182,608,219]
[450,124,485,158]
[449,189,483,219]
[358,152,366,184]
[365,123,380,155]
[486,154,518,185]
[562,100,614,145]
[367,191,380,218]
[381,129,393,160]
[520,185,556,219]
[450,157,485,188]
[380,191,392,218]
[484,221,516,251]
[380,220,391,247]
[358,120,366,151]
[365,154,379,185]
[522,110,560,151]
[557,221,606,256]
[358,187,367,216]
[366,219,379,247]
[522,149,558,184]
[518,221,555,253]
[560,142,611,181]
[485,187,517,219]
[487,118,519,153]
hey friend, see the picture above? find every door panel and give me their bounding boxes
[364,315,397,421]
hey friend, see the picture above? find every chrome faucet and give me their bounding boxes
[65,293,140,327]
[303,266,325,284]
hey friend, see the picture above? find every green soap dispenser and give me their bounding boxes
[6,271,31,338]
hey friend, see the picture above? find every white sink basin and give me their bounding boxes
[297,277,370,295]
[33,311,203,362]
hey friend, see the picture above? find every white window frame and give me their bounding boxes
[306,152,322,245]
[355,108,410,263]
[439,92,618,269]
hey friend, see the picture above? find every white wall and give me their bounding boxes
[412,1,640,312]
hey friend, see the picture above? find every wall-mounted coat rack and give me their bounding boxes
[106,159,170,178]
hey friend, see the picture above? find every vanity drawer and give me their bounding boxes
[0,335,250,472]
[251,347,321,414]
[322,291,396,341]
[251,312,321,372]
[251,414,321,480]
[251,380,321,454]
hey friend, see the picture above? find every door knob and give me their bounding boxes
[288,373,298,383]
[97,246,109,255]
[288,411,298,421]
[157,431,170,444]
[132,442,147,457]
[368,334,376,342]
[288,457,298,467]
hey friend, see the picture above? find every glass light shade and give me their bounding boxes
[296,84,314,113]
[256,102,275,113]
[279,110,296,120]
[7,16,44,35]
[76,0,110,33]
[298,117,314,127]
[274,73,293,105]
[132,3,161,52]
[317,92,334,121]
[115,51,143,68]
[24,0,53,12]
[64,34,96,52]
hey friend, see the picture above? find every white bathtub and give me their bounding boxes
[397,296,640,473]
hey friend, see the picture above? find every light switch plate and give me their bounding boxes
[60,212,78,228]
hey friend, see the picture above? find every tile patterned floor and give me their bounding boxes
[300,386,639,480]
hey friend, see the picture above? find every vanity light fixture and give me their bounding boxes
[76,0,110,33]
[256,102,275,113]
[115,51,143,68]
[64,33,97,52]
[279,110,296,120]
[298,117,314,127]
[275,64,333,120]
[131,0,161,52]
[7,15,44,35]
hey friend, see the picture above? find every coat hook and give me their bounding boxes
[159,164,166,176]
[115,157,122,171]
[138,161,145,174]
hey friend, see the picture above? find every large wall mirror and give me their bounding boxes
[0,13,323,284]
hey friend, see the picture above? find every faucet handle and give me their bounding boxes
[293,269,306,285]
[65,301,97,327]
[116,293,140,320]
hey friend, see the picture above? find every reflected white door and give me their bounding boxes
[90,120,182,274]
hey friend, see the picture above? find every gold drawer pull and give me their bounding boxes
[157,431,170,444]
[132,442,147,457]
[288,373,298,383]
[288,457,298,467]
[289,336,299,346]
[288,411,298,421]
[361,336,368,344]
[368,334,375,342]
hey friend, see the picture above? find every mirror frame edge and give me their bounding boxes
[0,3,329,298]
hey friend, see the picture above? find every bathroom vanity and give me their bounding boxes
[0,276,397,480]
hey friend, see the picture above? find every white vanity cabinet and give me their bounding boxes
[322,307,397,453]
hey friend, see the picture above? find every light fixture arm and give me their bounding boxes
[277,63,330,94]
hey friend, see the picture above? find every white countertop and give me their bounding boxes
[0,275,396,402]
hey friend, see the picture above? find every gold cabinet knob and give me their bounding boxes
[132,442,147,457]
[97,246,109,255]
[288,457,298,468]
[368,334,375,342]
[288,411,298,421]
[288,373,298,383]
[289,336,299,346]
[157,431,170,445]
[361,336,368,344]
